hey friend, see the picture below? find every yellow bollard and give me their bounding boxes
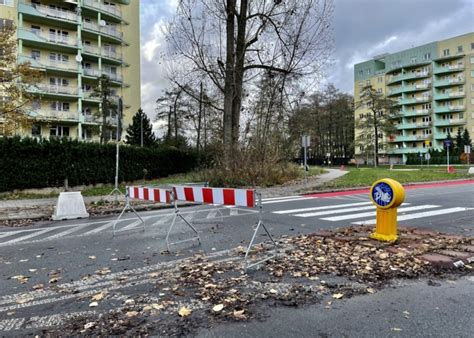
[368,178,405,242]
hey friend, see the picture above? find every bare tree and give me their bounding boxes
[165,0,334,156]
[355,85,398,167]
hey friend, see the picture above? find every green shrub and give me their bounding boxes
[0,137,198,192]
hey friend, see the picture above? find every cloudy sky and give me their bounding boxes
[139,0,474,123]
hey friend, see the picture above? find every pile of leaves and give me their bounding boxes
[51,227,472,335]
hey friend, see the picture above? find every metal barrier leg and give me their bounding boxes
[112,193,145,237]
[244,192,279,271]
[165,197,202,252]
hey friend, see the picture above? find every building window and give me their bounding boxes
[0,0,14,7]
[471,42,474,50]
[32,99,41,110]
[31,50,41,61]
[366,80,370,86]
[411,57,417,64]
[459,112,464,119]
[377,77,383,83]
[31,124,41,137]
[471,84,474,92]
[82,128,92,140]
[443,49,450,56]
[423,53,431,60]
[50,126,70,138]
[457,45,463,53]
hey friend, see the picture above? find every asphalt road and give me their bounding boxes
[0,181,473,335]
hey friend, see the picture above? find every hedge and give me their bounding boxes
[405,149,461,165]
[0,137,198,192]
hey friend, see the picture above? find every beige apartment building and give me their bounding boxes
[354,32,474,164]
[0,0,140,140]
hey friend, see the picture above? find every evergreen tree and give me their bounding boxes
[462,129,472,149]
[125,109,156,147]
[455,128,464,153]
[92,75,117,144]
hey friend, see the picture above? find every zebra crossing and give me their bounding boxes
[270,196,473,225]
[0,207,255,247]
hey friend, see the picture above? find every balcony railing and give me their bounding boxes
[20,1,78,22]
[434,105,466,113]
[83,91,100,101]
[101,49,122,61]
[37,84,78,95]
[21,28,78,47]
[83,44,100,55]
[83,0,122,18]
[82,21,100,32]
[434,119,466,127]
[44,110,79,121]
[100,26,123,40]
[83,68,101,77]
[19,55,77,72]
[103,72,122,82]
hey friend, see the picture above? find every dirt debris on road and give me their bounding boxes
[40,225,473,336]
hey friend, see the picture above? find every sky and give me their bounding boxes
[139,0,474,127]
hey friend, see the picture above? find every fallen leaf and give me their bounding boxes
[148,272,159,278]
[212,304,224,312]
[269,289,278,294]
[91,292,106,302]
[28,269,37,273]
[233,309,246,319]
[151,303,165,310]
[84,322,96,330]
[124,299,135,305]
[391,328,402,332]
[178,306,192,317]
[49,277,61,284]
[32,284,44,290]
[88,256,96,260]
[16,295,34,304]
[125,311,138,318]
[95,267,111,275]
[367,288,376,294]
[89,302,99,307]
[332,293,344,299]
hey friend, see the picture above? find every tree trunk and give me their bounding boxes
[173,91,181,143]
[373,110,379,168]
[223,0,236,152]
[231,0,248,147]
[197,81,203,153]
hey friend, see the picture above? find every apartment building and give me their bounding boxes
[354,32,474,164]
[0,0,140,140]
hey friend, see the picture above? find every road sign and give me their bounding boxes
[371,182,394,208]
[301,135,310,148]
[444,139,452,148]
[425,153,431,160]
[425,140,430,146]
[369,178,405,242]
[465,145,471,154]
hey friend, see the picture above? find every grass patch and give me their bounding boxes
[320,166,471,190]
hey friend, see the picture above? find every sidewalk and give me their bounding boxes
[0,169,348,222]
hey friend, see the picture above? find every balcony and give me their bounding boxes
[100,26,123,41]
[433,119,467,127]
[83,91,100,102]
[397,122,432,130]
[83,0,122,20]
[434,77,465,87]
[388,86,403,96]
[82,21,100,32]
[83,68,101,77]
[83,44,101,56]
[19,55,78,74]
[400,95,431,105]
[18,1,78,24]
[83,114,118,125]
[403,109,432,117]
[101,49,123,62]
[103,72,123,83]
[387,147,429,155]
[32,84,78,97]
[18,28,78,50]
[434,105,465,113]
[41,110,80,122]
[434,91,465,100]
[434,64,465,74]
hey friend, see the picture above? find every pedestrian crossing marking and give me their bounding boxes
[274,201,373,215]
[262,197,314,205]
[294,203,410,218]
[352,207,473,225]
[47,223,91,239]
[320,205,439,221]
[1,228,56,245]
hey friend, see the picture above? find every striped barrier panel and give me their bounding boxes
[127,186,172,204]
[172,186,255,208]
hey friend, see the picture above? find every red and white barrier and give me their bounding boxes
[127,186,171,204]
[172,186,255,208]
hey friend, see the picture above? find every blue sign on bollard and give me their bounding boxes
[444,139,452,148]
[371,182,394,207]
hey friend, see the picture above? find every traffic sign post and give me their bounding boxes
[369,178,405,242]
[419,152,423,166]
[425,152,431,167]
[301,135,310,183]
[465,145,471,166]
[444,139,452,173]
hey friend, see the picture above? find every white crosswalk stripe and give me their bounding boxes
[262,196,315,204]
[352,207,473,225]
[274,201,373,215]
[0,207,252,246]
[295,203,410,218]
[320,205,439,221]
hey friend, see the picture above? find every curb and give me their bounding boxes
[299,178,474,196]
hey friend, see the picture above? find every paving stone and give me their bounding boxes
[417,253,454,267]
[437,250,473,260]
[459,245,474,253]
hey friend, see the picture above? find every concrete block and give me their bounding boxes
[468,167,474,175]
[52,192,89,221]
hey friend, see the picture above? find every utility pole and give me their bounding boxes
[197,81,203,154]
